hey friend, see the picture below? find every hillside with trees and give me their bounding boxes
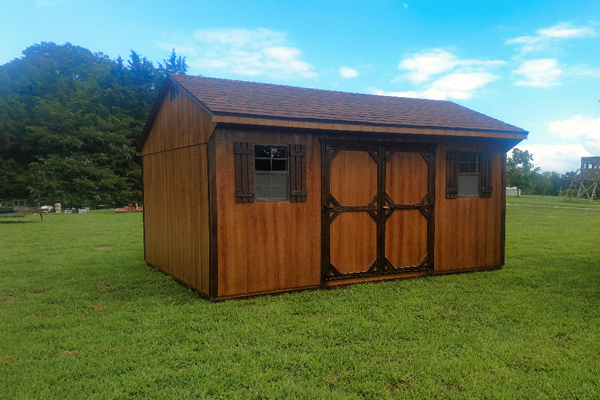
[0,42,186,207]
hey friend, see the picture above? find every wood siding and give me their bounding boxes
[434,139,503,271]
[138,87,216,156]
[214,128,321,298]
[141,115,510,298]
[143,145,211,295]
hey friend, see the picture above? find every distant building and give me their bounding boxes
[506,187,521,196]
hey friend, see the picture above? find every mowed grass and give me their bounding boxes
[1,201,599,399]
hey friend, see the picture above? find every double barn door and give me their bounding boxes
[321,142,436,282]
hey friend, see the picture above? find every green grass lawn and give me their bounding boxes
[507,194,600,209]
[1,200,599,399]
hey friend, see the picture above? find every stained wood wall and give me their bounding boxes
[213,129,506,297]
[139,86,214,296]
[138,83,215,157]
[214,128,322,297]
[434,139,504,271]
[139,91,508,298]
[143,145,211,295]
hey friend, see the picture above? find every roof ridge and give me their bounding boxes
[167,74,527,134]
[170,73,454,104]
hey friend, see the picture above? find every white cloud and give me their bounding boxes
[339,66,359,78]
[548,116,600,155]
[398,48,504,84]
[571,67,600,78]
[165,28,317,79]
[398,49,458,83]
[506,22,596,54]
[369,88,420,98]
[370,72,498,101]
[387,49,504,100]
[372,72,498,100]
[427,71,498,99]
[515,144,592,173]
[513,59,562,87]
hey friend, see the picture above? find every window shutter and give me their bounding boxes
[289,144,307,202]
[446,150,459,199]
[234,142,254,203]
[480,151,493,198]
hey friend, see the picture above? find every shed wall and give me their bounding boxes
[434,139,504,271]
[213,128,506,298]
[214,128,322,297]
[139,86,215,156]
[143,145,211,295]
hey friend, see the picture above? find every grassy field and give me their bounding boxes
[1,198,599,399]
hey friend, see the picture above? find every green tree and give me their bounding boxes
[0,42,185,207]
[506,148,539,196]
[158,48,188,76]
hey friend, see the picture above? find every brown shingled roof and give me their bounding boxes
[170,74,526,134]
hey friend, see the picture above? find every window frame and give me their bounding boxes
[253,144,290,202]
[446,150,493,199]
[457,151,481,198]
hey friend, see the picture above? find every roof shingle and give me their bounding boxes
[170,74,527,134]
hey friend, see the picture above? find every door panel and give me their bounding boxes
[386,152,429,205]
[322,141,435,282]
[330,212,377,274]
[330,150,377,206]
[385,209,427,268]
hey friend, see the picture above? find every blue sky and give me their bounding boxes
[2,0,599,173]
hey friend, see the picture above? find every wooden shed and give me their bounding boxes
[137,74,527,300]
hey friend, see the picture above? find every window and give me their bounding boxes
[458,152,480,197]
[446,150,493,199]
[171,85,178,101]
[234,142,307,203]
[254,145,289,201]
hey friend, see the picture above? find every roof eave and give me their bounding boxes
[211,112,528,140]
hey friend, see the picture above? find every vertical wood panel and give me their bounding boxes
[330,151,377,206]
[385,210,427,268]
[142,145,210,296]
[215,129,321,297]
[139,88,216,156]
[330,213,378,274]
[435,141,503,272]
[386,152,428,205]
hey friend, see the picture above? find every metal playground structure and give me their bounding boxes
[564,157,600,202]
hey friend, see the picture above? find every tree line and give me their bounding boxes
[0,42,584,207]
[506,148,577,196]
[0,42,187,207]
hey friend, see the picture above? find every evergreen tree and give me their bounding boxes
[158,48,188,76]
[0,42,186,207]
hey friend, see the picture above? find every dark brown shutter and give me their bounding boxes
[480,151,493,198]
[234,142,254,203]
[289,144,307,202]
[446,150,459,199]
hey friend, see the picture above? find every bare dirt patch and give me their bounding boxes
[95,246,113,251]
[91,304,107,312]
